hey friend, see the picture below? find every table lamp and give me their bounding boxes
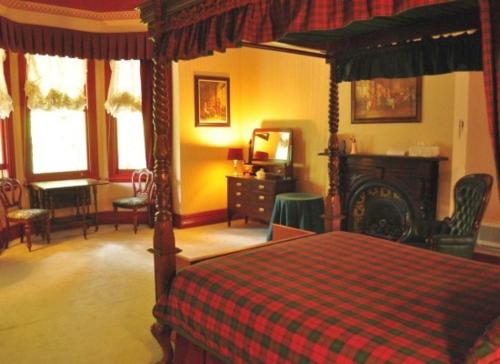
[227,148,244,176]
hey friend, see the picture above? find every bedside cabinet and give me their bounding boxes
[227,176,295,226]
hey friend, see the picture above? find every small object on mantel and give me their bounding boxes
[349,137,358,155]
[385,149,408,156]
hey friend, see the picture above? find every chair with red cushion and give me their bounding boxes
[0,178,51,251]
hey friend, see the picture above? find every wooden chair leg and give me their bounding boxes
[133,208,138,234]
[4,220,10,249]
[24,222,32,252]
[45,217,51,243]
[113,205,119,231]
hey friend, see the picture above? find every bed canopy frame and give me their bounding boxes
[137,0,499,361]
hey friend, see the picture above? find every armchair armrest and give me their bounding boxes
[432,234,476,259]
[432,235,475,246]
[401,218,450,246]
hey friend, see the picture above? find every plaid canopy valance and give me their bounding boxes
[154,0,499,188]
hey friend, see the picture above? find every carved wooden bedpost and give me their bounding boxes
[325,57,342,232]
[139,0,176,363]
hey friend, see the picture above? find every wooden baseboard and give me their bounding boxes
[173,209,227,229]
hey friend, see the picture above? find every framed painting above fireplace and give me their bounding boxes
[351,77,422,123]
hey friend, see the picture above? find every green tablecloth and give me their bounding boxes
[267,192,325,240]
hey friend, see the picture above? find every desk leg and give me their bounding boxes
[92,185,99,232]
[77,192,88,239]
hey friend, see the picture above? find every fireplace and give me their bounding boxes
[339,154,446,241]
[346,181,413,241]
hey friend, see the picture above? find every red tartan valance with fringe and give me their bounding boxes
[155,0,499,188]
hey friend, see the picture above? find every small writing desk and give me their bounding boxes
[29,179,108,239]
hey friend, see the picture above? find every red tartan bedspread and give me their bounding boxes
[154,232,500,363]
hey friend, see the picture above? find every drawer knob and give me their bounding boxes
[258,185,265,190]
[236,192,242,196]
[236,182,242,187]
[258,207,265,212]
[258,195,265,200]
[235,203,241,208]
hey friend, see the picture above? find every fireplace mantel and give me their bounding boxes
[339,154,447,237]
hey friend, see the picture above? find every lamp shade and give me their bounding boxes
[227,148,244,160]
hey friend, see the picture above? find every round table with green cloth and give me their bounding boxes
[266,192,325,240]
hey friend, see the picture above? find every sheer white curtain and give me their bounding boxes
[105,59,141,116]
[105,59,145,171]
[25,54,87,111]
[0,49,13,119]
[25,54,89,175]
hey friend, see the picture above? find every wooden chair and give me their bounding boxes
[112,169,154,234]
[0,178,51,251]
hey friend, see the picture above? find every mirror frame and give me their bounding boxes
[249,128,293,166]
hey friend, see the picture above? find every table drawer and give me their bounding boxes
[228,178,249,192]
[250,180,276,194]
[248,204,273,220]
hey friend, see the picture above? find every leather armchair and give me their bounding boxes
[428,174,492,258]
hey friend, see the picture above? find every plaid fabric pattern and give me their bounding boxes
[154,231,500,363]
[479,0,500,186]
[161,0,451,60]
[467,315,500,364]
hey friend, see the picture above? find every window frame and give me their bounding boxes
[105,62,147,183]
[21,55,98,182]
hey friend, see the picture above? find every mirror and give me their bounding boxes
[250,128,293,164]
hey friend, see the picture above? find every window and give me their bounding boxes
[0,49,13,177]
[105,60,146,181]
[30,109,88,174]
[25,54,96,181]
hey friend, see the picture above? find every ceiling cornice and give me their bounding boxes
[0,0,139,21]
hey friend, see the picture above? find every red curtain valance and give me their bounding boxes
[0,16,153,60]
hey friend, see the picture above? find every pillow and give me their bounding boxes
[467,315,500,363]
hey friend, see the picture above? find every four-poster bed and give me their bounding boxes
[138,0,500,362]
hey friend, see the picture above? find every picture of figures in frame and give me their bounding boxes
[352,77,422,123]
[195,75,230,127]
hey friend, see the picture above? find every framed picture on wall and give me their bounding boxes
[194,75,230,127]
[351,77,422,123]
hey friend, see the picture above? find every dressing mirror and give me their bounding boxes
[250,128,293,178]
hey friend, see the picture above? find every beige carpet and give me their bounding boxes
[0,220,267,364]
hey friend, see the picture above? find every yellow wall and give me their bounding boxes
[5,45,499,225]
[338,75,455,218]
[465,72,500,224]
[239,48,330,195]
[176,50,245,215]
[175,47,499,225]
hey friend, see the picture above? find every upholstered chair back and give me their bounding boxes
[0,178,23,211]
[447,174,493,237]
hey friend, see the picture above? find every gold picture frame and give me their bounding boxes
[194,75,230,127]
[352,77,422,123]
